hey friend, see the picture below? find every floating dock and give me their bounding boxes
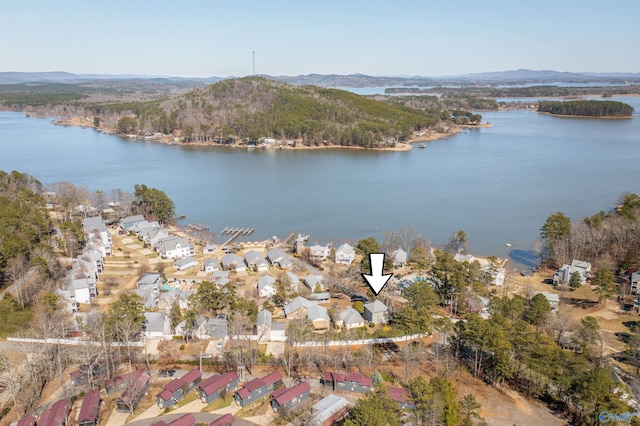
[221,227,254,235]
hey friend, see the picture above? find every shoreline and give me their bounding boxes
[537,111,633,119]
[49,115,485,152]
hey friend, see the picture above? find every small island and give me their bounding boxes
[538,99,634,118]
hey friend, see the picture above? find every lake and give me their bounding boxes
[1,96,638,270]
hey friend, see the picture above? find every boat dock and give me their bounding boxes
[221,227,254,235]
[219,227,255,248]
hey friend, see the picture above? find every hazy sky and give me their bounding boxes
[1,0,638,77]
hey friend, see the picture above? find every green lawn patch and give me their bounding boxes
[202,395,233,412]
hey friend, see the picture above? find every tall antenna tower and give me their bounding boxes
[252,51,255,75]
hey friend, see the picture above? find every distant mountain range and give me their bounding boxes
[1,69,638,86]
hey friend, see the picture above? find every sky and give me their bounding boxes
[1,0,638,78]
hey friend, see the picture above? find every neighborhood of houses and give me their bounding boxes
[15,211,602,426]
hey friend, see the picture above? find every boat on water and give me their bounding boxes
[418,143,426,148]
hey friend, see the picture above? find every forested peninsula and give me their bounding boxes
[538,99,634,118]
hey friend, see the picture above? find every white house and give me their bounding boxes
[632,272,640,295]
[203,244,218,254]
[553,259,592,286]
[83,216,112,255]
[310,244,331,261]
[334,243,355,265]
[155,236,195,259]
[391,248,407,268]
[304,275,324,292]
[143,312,172,338]
[256,309,272,340]
[258,275,277,298]
[221,254,246,273]
[174,256,197,271]
[335,307,365,329]
[245,250,270,272]
[532,291,560,312]
[203,258,220,273]
[267,248,292,269]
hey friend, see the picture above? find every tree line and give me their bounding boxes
[538,100,634,117]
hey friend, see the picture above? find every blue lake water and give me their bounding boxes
[1,96,638,270]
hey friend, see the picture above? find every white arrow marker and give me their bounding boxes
[362,253,392,295]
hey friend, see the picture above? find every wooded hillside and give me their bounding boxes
[135,77,444,147]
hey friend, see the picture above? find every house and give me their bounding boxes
[211,270,231,286]
[304,275,324,292]
[38,399,71,426]
[532,291,560,312]
[221,254,246,273]
[270,322,287,341]
[203,244,218,254]
[209,414,235,426]
[283,296,316,319]
[309,244,330,261]
[206,316,228,341]
[117,370,151,412]
[335,307,365,329]
[204,258,220,273]
[140,227,170,246]
[391,248,407,268]
[105,369,144,394]
[309,292,330,303]
[16,416,36,426]
[257,309,273,339]
[174,256,197,271]
[321,372,372,393]
[143,312,172,338]
[257,275,277,298]
[631,271,640,295]
[334,243,355,265]
[307,305,330,330]
[553,259,592,286]
[234,371,283,407]
[267,248,292,269]
[310,394,350,426]
[283,271,301,292]
[271,382,311,416]
[156,236,195,259]
[83,216,112,255]
[197,372,239,404]
[363,300,389,324]
[388,386,416,410]
[157,414,196,426]
[244,250,269,272]
[77,390,101,426]
[156,369,202,408]
[137,273,161,288]
[120,215,146,232]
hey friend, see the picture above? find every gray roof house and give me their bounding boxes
[533,291,560,312]
[203,258,220,272]
[256,309,273,339]
[363,300,389,324]
[244,250,269,272]
[155,236,195,259]
[135,285,159,309]
[553,259,592,286]
[310,394,350,426]
[284,296,316,319]
[203,244,218,254]
[336,307,365,329]
[304,274,324,292]
[283,271,301,292]
[267,248,292,269]
[174,256,197,271]
[221,254,246,273]
[211,270,231,286]
[143,312,172,338]
[632,271,640,295]
[120,215,146,231]
[391,248,407,268]
[307,305,330,330]
[335,243,355,265]
[258,275,277,298]
[137,273,161,288]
